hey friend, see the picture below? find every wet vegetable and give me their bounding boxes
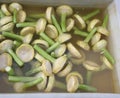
[46,7,54,24]
[13,77,43,93]
[73,9,100,30]
[45,24,58,39]
[0,16,14,32]
[0,40,23,66]
[56,5,73,32]
[1,4,11,16]
[83,60,101,84]
[87,19,101,32]
[92,39,107,52]
[0,53,14,75]
[91,32,101,46]
[16,44,34,63]
[77,28,97,51]
[66,72,97,92]
[0,2,115,93]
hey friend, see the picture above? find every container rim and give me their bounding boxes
[0,0,120,97]
[0,93,120,98]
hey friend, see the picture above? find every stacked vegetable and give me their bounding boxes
[0,2,115,93]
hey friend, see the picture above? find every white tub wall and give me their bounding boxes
[107,0,120,93]
[0,93,120,98]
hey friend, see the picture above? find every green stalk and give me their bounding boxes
[51,52,56,58]
[46,42,60,53]
[8,76,38,82]
[78,84,97,92]
[2,32,23,42]
[102,14,109,28]
[13,9,17,23]
[25,17,37,22]
[25,67,41,76]
[5,66,15,75]
[101,48,115,64]
[34,44,55,62]
[52,15,63,35]
[61,13,66,32]
[23,78,43,88]
[73,27,88,37]
[54,80,66,90]
[16,22,36,28]
[86,71,93,85]
[0,9,5,18]
[29,13,45,19]
[14,78,43,92]
[84,27,97,43]
[34,53,45,63]
[40,32,55,45]
[74,30,88,37]
[83,9,100,21]
[13,41,22,48]
[8,49,24,66]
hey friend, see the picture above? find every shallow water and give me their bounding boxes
[0,4,115,93]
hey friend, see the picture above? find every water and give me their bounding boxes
[0,4,115,93]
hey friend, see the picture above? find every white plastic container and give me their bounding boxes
[0,0,120,97]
